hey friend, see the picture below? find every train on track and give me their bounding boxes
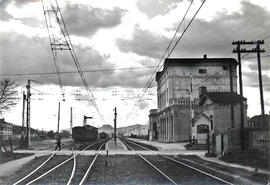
[72,125,98,142]
[72,125,110,143]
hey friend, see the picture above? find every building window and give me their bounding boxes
[197,124,209,133]
[199,69,207,74]
[166,88,168,102]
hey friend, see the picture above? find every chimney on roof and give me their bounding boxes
[203,54,207,59]
[199,86,207,99]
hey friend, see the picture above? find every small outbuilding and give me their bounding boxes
[198,91,248,135]
[192,113,213,144]
[0,118,13,140]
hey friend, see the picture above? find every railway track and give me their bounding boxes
[12,139,108,185]
[120,137,233,185]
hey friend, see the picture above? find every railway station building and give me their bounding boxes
[153,56,238,142]
[192,91,247,145]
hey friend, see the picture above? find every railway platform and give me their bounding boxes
[106,138,127,151]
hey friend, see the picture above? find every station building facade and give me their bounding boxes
[148,109,159,141]
[153,56,238,142]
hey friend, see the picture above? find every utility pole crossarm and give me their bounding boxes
[232,39,266,152]
[233,48,265,53]
[232,40,264,45]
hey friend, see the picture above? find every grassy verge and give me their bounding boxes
[220,149,270,171]
[0,152,33,164]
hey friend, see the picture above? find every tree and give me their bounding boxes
[0,79,19,112]
[47,130,55,139]
[61,129,71,138]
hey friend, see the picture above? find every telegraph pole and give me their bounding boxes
[256,43,265,116]
[21,91,26,139]
[26,80,31,147]
[70,107,73,138]
[229,63,235,128]
[232,40,265,151]
[189,73,194,142]
[57,102,60,133]
[114,107,117,145]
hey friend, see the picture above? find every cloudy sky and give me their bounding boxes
[0,0,270,131]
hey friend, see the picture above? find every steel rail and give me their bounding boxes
[13,152,55,185]
[79,141,107,185]
[67,149,76,185]
[124,138,233,185]
[120,139,177,185]
[16,141,100,185]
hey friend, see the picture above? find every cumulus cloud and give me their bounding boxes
[247,58,270,71]
[95,67,155,88]
[266,99,270,107]
[243,72,270,91]
[0,31,116,87]
[138,101,150,110]
[0,31,156,89]
[0,8,12,21]
[116,26,169,59]
[0,0,12,20]
[117,1,270,59]
[137,0,183,18]
[0,0,39,7]
[63,4,126,36]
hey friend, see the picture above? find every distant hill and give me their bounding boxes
[98,124,114,134]
[117,124,148,136]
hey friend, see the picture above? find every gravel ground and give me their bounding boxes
[0,155,73,185]
[74,139,109,151]
[142,155,226,185]
[120,138,158,151]
[2,141,265,185]
[85,155,169,185]
[172,155,270,185]
[71,155,96,185]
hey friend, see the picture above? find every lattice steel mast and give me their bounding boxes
[41,0,105,123]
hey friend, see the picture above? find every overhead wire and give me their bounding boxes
[41,0,106,124]
[124,0,207,125]
[0,66,156,77]
[138,0,207,104]
[137,0,195,104]
[242,54,270,59]
[41,0,65,101]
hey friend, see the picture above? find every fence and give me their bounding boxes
[244,128,270,153]
[215,128,270,155]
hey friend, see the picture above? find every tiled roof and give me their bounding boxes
[249,114,270,123]
[200,92,247,105]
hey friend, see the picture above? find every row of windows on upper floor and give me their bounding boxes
[0,124,12,130]
[158,99,242,107]
[158,67,236,82]
[158,88,169,108]
[170,99,197,105]
[159,68,208,81]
